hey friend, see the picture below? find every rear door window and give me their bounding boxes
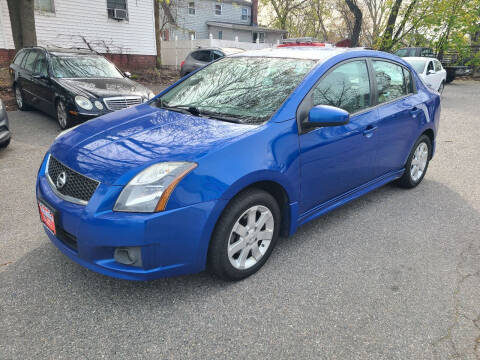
[372,60,409,104]
[33,52,48,76]
[191,50,212,62]
[23,50,39,72]
[311,60,371,114]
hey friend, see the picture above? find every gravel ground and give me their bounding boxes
[0,81,479,359]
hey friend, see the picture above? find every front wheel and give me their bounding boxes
[56,100,73,129]
[396,135,432,188]
[208,189,281,281]
[438,81,445,94]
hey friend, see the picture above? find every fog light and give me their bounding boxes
[114,247,142,267]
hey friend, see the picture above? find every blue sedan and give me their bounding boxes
[36,47,441,281]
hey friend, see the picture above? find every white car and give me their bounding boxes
[402,57,447,93]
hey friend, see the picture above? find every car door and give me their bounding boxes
[19,50,39,104]
[298,59,379,213]
[371,60,423,176]
[30,51,55,114]
[433,60,445,89]
[424,60,437,89]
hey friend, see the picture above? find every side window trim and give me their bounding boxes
[296,57,374,134]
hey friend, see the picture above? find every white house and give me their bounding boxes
[0,0,157,68]
[0,0,286,69]
[161,0,286,43]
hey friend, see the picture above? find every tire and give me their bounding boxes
[56,99,73,129]
[14,84,30,111]
[208,189,281,281]
[438,81,445,94]
[396,135,432,188]
[0,138,10,148]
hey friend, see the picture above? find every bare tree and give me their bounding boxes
[154,0,177,68]
[263,0,309,30]
[345,0,363,46]
[6,0,37,50]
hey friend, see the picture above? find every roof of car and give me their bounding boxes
[231,46,373,61]
[25,46,100,56]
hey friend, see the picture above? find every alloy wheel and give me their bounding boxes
[410,142,428,182]
[57,101,67,129]
[227,205,274,270]
[15,87,23,108]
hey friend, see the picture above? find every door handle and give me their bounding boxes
[363,125,378,137]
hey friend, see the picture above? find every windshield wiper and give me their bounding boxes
[156,100,201,116]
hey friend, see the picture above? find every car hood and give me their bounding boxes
[55,77,150,99]
[50,104,258,185]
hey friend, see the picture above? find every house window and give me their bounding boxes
[188,31,196,40]
[215,4,222,15]
[35,0,55,12]
[218,31,223,39]
[241,8,249,20]
[107,0,128,20]
[188,2,195,15]
[253,32,265,43]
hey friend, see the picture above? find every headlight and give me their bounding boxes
[148,92,155,100]
[75,95,93,110]
[94,100,104,110]
[114,162,197,212]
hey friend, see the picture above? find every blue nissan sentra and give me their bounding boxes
[36,47,441,281]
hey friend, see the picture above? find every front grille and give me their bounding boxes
[104,96,142,111]
[47,156,99,204]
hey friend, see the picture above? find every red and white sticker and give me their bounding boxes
[39,202,56,235]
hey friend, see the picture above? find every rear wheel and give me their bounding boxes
[14,84,29,111]
[208,189,280,281]
[396,135,431,188]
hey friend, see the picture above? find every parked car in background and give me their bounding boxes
[0,99,10,148]
[180,47,244,76]
[394,47,466,83]
[36,47,441,281]
[403,57,447,93]
[10,47,155,129]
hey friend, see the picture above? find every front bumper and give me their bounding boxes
[36,155,226,280]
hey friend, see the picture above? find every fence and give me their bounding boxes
[160,36,279,68]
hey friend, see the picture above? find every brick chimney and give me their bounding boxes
[251,0,258,26]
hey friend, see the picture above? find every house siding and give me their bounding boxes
[169,0,252,40]
[0,0,156,67]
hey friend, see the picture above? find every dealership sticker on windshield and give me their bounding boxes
[38,202,56,235]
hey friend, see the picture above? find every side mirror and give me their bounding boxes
[124,71,132,78]
[307,105,350,128]
[427,69,435,75]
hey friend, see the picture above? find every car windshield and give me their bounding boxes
[51,55,123,78]
[404,59,427,74]
[156,56,315,124]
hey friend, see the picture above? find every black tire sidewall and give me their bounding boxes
[208,189,281,281]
